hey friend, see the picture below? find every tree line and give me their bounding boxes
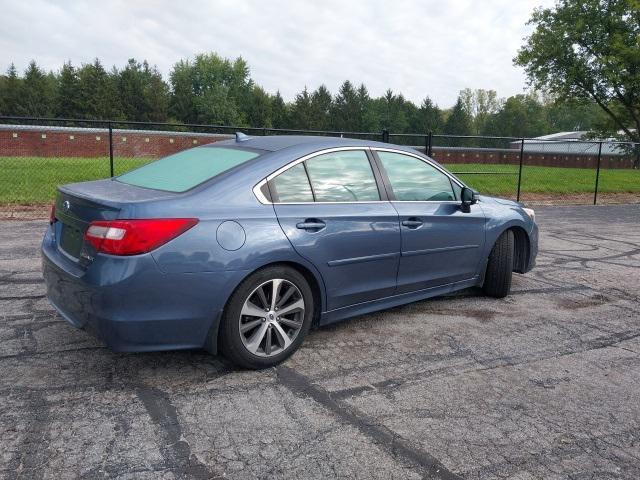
[0,53,610,139]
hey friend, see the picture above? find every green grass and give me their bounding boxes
[0,156,151,203]
[0,156,638,204]
[444,163,640,197]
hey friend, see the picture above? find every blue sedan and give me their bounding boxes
[42,134,538,368]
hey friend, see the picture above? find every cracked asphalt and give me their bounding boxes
[1,204,639,480]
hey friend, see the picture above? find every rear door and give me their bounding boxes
[373,149,486,293]
[270,148,400,311]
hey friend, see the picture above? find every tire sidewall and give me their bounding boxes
[483,230,514,298]
[220,265,314,369]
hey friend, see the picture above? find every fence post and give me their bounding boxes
[427,131,433,157]
[108,121,114,178]
[593,141,603,205]
[381,129,389,143]
[517,138,524,202]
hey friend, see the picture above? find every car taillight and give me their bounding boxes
[84,218,198,256]
[49,203,56,224]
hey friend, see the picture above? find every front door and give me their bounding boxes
[270,149,400,310]
[374,150,486,294]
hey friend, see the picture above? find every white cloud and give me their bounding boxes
[0,0,555,107]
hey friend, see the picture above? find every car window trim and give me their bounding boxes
[254,146,388,205]
[370,147,465,203]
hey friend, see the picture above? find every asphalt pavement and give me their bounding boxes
[1,205,639,479]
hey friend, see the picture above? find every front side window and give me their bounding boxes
[117,146,260,192]
[377,151,456,201]
[305,150,380,202]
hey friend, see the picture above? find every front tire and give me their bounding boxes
[219,265,314,369]
[483,230,514,298]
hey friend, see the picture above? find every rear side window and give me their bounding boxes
[377,151,455,201]
[271,163,314,202]
[305,150,380,202]
[117,147,260,192]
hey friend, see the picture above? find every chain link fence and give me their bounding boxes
[1,116,638,218]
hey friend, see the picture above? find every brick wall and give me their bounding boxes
[426,147,635,170]
[0,125,232,158]
[0,125,635,169]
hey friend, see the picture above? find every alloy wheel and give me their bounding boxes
[239,278,305,357]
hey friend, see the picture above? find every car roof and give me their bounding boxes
[209,134,392,153]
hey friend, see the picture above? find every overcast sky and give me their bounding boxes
[0,0,555,108]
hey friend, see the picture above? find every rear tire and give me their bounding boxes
[219,265,313,369]
[483,230,514,298]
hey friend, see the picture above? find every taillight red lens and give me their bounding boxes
[84,218,198,256]
[49,203,56,224]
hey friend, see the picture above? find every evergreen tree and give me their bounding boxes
[142,63,169,122]
[332,80,360,131]
[310,85,332,130]
[444,97,472,136]
[78,59,121,119]
[0,63,22,115]
[19,60,56,116]
[270,91,289,129]
[289,87,313,129]
[357,84,378,132]
[247,85,272,127]
[380,89,408,132]
[116,59,150,121]
[55,61,82,118]
[416,97,444,133]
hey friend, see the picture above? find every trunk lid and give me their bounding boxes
[54,179,176,259]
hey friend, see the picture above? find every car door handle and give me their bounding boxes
[296,219,326,231]
[401,218,423,229]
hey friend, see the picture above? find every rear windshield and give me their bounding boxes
[116,147,260,192]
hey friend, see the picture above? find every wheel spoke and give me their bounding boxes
[241,301,266,318]
[256,285,270,310]
[278,298,304,317]
[278,316,302,329]
[272,322,292,350]
[264,327,273,355]
[270,279,283,310]
[245,322,268,354]
[240,318,263,333]
[276,285,295,308]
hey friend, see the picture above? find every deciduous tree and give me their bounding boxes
[515,0,640,165]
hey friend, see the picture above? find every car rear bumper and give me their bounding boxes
[41,224,247,353]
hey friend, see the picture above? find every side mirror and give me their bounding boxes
[460,187,477,213]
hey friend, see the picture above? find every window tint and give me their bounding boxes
[271,163,314,203]
[305,150,380,202]
[377,151,455,201]
[117,147,259,192]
